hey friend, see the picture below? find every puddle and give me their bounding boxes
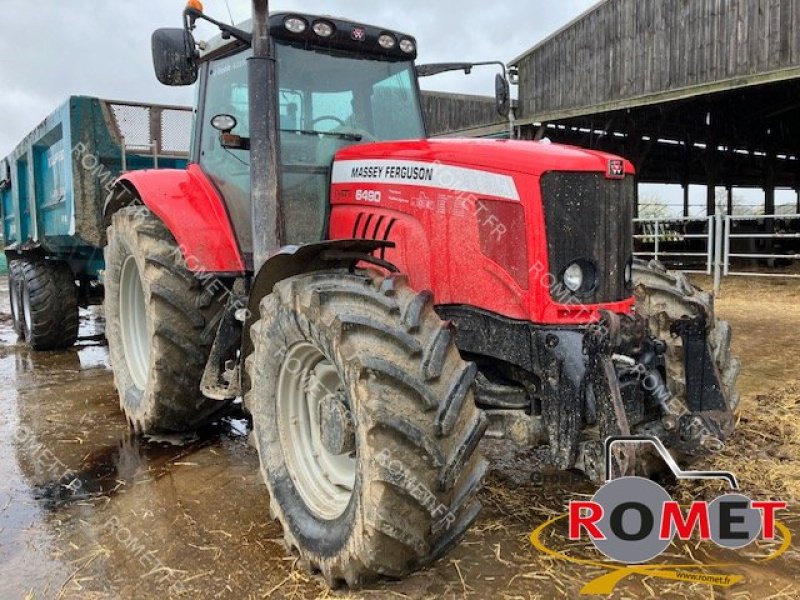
[31,410,251,510]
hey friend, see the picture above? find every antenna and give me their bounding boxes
[224,0,235,25]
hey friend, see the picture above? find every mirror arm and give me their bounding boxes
[416,60,508,78]
[184,8,253,46]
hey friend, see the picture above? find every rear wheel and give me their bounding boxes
[16,259,78,350]
[104,207,229,433]
[245,270,488,586]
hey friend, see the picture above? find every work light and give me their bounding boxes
[399,38,416,53]
[378,33,396,49]
[284,16,307,34]
[313,21,334,37]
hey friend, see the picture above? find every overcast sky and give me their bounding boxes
[0,0,598,156]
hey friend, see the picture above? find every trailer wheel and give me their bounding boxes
[104,206,229,433]
[15,259,79,350]
[245,270,488,586]
[8,260,25,340]
[632,259,741,470]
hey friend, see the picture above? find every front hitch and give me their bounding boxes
[582,318,637,479]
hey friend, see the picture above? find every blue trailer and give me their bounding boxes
[1,96,192,348]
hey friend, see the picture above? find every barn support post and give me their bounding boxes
[764,158,776,216]
[795,173,800,214]
[704,142,718,217]
[683,183,690,217]
[706,174,717,217]
[682,134,692,218]
[726,185,733,215]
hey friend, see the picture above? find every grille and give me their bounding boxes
[540,172,634,304]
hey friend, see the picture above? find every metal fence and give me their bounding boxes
[723,214,800,280]
[635,214,800,294]
[633,216,715,274]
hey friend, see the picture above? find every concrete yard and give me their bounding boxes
[1,276,799,599]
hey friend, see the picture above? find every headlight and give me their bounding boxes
[399,38,415,53]
[284,17,307,34]
[563,263,584,293]
[378,33,396,49]
[562,260,597,294]
[312,21,334,37]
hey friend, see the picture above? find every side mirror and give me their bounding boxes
[495,73,511,118]
[152,28,198,86]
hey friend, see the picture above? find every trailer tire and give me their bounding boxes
[104,206,229,433]
[245,270,488,586]
[16,259,79,350]
[631,259,741,471]
[8,260,25,340]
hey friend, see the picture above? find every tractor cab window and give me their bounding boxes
[275,42,424,244]
[199,44,424,250]
[199,51,253,252]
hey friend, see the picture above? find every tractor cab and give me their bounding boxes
[155,11,426,253]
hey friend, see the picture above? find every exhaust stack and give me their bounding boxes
[249,0,283,271]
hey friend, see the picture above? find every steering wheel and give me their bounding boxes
[312,115,347,129]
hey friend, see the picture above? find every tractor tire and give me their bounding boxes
[632,259,741,468]
[245,270,488,586]
[8,259,25,340]
[104,206,229,433]
[16,259,79,350]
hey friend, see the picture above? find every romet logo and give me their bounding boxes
[530,436,791,595]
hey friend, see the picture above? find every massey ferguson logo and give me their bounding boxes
[351,27,366,42]
[530,436,790,595]
[606,159,625,179]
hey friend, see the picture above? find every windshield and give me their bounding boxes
[275,41,424,242]
[276,42,425,140]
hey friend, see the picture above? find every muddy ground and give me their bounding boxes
[1,275,799,599]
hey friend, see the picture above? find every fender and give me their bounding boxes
[105,164,245,274]
[240,239,394,379]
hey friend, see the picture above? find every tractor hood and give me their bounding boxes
[329,137,637,325]
[333,138,635,179]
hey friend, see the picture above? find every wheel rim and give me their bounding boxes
[119,255,150,390]
[10,276,21,327]
[21,279,32,335]
[276,342,356,520]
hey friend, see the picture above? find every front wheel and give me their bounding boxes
[631,259,741,471]
[245,270,488,586]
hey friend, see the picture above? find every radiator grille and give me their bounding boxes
[540,172,634,303]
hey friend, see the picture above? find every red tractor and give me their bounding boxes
[102,0,740,586]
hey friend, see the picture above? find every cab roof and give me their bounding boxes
[200,13,417,62]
